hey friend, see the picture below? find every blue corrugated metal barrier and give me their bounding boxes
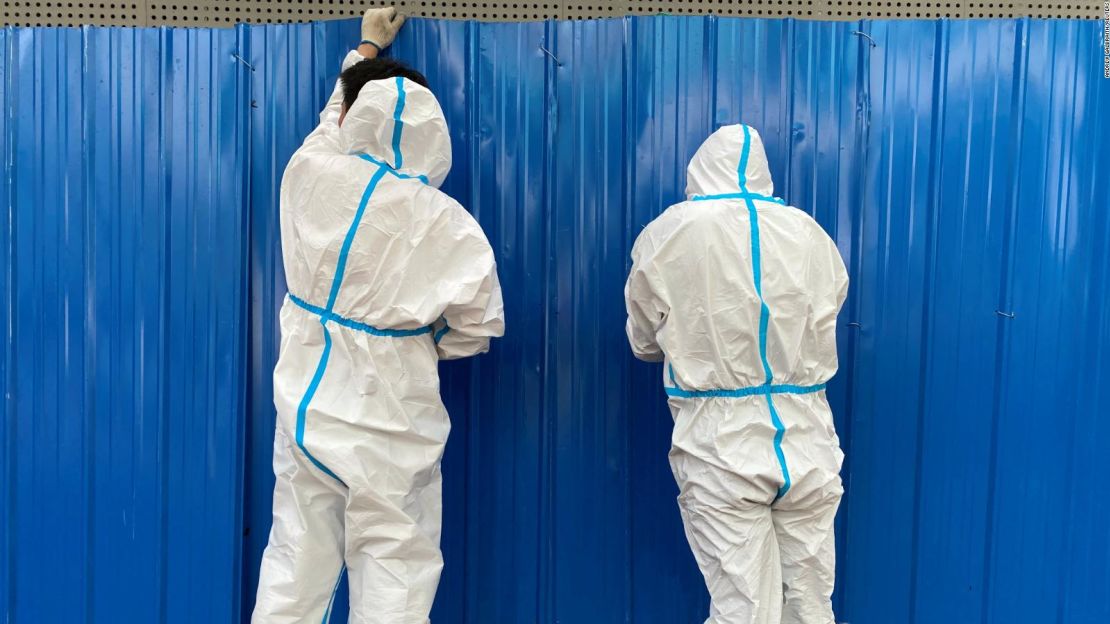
[2,15,1108,624]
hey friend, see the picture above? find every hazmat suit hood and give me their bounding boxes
[340,76,452,187]
[685,123,775,199]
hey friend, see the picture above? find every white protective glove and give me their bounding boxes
[361,7,405,52]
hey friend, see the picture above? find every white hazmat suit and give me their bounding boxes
[625,125,848,624]
[253,50,504,623]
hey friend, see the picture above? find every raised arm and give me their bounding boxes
[305,7,406,146]
[358,7,405,60]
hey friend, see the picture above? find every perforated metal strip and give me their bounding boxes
[1,1,1103,31]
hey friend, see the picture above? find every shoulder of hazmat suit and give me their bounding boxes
[253,50,504,624]
[625,124,847,624]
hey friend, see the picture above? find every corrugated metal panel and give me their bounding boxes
[1,26,250,622]
[3,15,1109,624]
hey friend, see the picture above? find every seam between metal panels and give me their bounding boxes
[238,22,259,623]
[1048,23,1086,623]
[78,25,95,621]
[1057,21,1110,623]
[906,19,950,624]
[156,25,171,624]
[980,18,1029,624]
[706,15,718,130]
[620,13,635,619]
[230,24,252,622]
[1,24,14,622]
[832,19,870,615]
[784,18,796,196]
[538,17,558,623]
[461,18,477,619]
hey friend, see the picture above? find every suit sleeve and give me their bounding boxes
[299,50,366,154]
[808,221,850,369]
[432,207,506,360]
[624,229,668,362]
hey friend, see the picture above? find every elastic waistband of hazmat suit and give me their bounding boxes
[625,124,849,624]
[253,50,505,624]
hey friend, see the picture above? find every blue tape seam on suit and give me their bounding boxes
[664,378,826,400]
[294,166,388,487]
[289,294,432,338]
[666,125,806,500]
[740,124,792,500]
[321,567,345,624]
[391,76,406,169]
[295,80,419,491]
[358,152,428,184]
[692,192,785,205]
[434,321,451,344]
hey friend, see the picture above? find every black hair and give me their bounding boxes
[340,57,430,110]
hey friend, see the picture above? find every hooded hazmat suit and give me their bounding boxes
[253,50,504,623]
[625,125,848,624]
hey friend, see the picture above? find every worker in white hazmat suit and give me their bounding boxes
[253,8,504,623]
[625,124,848,624]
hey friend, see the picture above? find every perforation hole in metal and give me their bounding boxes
[1,0,1102,28]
